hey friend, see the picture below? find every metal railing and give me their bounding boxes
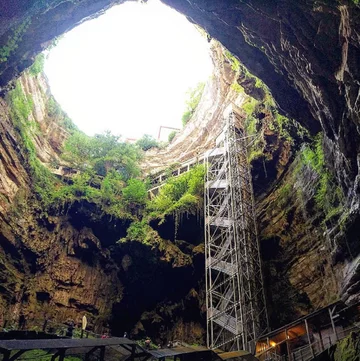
[262,324,360,361]
[1,319,102,339]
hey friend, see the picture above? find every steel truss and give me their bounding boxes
[204,106,268,353]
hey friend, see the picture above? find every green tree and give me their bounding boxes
[62,131,142,180]
[136,134,159,151]
[62,132,92,171]
[101,170,124,203]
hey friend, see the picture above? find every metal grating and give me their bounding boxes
[204,106,268,353]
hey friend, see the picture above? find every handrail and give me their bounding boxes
[2,319,103,339]
[260,322,360,361]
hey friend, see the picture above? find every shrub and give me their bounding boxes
[148,164,205,219]
[29,54,45,76]
[122,179,148,207]
[168,131,177,142]
[125,220,150,241]
[300,133,344,218]
[225,50,240,72]
[181,82,205,126]
[181,110,192,126]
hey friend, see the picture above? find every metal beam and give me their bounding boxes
[85,347,100,361]
[99,346,105,361]
[51,349,66,361]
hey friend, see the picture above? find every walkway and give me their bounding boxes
[256,301,360,361]
[0,337,148,361]
[148,155,203,198]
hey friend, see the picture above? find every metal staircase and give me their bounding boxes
[204,105,268,353]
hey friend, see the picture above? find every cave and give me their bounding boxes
[1,0,360,360]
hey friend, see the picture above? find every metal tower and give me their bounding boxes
[204,105,268,353]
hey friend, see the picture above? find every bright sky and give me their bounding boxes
[44,0,213,140]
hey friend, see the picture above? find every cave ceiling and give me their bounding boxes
[0,0,359,200]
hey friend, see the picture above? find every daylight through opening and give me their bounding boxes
[44,0,213,141]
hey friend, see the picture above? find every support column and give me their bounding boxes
[304,319,314,358]
[2,350,11,361]
[9,350,28,361]
[51,350,66,361]
[285,329,292,361]
[328,308,338,342]
[85,347,99,361]
[130,344,136,361]
[99,346,106,361]
[59,350,65,361]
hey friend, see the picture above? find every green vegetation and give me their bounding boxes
[136,134,159,151]
[225,49,266,92]
[0,17,32,63]
[224,48,301,163]
[181,82,205,126]
[122,179,148,208]
[119,165,205,244]
[147,164,205,221]
[123,219,152,244]
[231,82,243,93]
[63,131,141,179]
[29,54,45,76]
[242,98,258,116]
[168,130,177,142]
[301,134,344,222]
[301,133,324,173]
[333,331,360,361]
[46,96,77,133]
[50,132,144,218]
[225,50,240,72]
[7,80,145,220]
[14,350,81,361]
[7,80,57,206]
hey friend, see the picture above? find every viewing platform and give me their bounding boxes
[0,337,146,361]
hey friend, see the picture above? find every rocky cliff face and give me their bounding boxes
[0,0,360,345]
[1,0,359,254]
[0,72,121,330]
[0,69,207,343]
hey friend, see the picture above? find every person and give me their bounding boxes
[145,337,151,349]
[157,343,162,349]
[42,317,48,333]
[124,331,128,338]
[66,321,74,338]
[101,332,109,339]
[167,341,173,348]
[19,314,26,330]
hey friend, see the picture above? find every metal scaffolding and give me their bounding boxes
[204,106,268,353]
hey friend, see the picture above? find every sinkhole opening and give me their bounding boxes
[44,0,213,141]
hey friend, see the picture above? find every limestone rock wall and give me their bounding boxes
[0,0,360,343]
[0,70,207,340]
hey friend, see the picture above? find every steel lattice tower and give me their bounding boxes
[204,105,268,353]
